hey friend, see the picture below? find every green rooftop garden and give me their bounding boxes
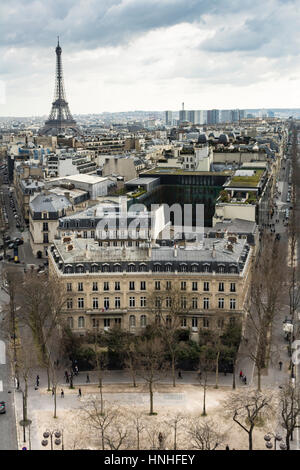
[229,169,264,188]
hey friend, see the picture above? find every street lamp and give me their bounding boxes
[264,433,286,450]
[41,429,64,450]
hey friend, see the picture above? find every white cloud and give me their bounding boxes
[1,0,300,115]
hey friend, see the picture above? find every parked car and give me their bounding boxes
[0,401,6,414]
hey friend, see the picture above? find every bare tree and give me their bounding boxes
[186,417,225,450]
[80,398,118,450]
[130,410,146,450]
[149,287,187,388]
[198,345,215,416]
[279,383,300,450]
[165,412,186,450]
[17,271,67,391]
[135,334,167,415]
[225,389,274,450]
[247,234,286,391]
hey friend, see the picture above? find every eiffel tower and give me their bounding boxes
[40,38,80,136]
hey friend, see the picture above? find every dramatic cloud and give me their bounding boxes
[1,0,300,115]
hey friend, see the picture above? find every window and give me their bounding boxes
[179,264,187,272]
[219,282,224,292]
[91,231,95,238]
[104,297,110,309]
[166,296,171,308]
[155,297,161,308]
[78,316,85,328]
[155,315,161,325]
[78,298,84,309]
[140,281,146,291]
[129,281,135,291]
[114,297,121,308]
[181,281,186,291]
[165,264,172,272]
[67,317,73,329]
[92,282,98,292]
[181,297,187,309]
[140,315,147,328]
[203,264,210,273]
[166,315,172,328]
[230,298,236,310]
[191,264,198,273]
[92,298,99,309]
[204,282,209,292]
[104,318,110,328]
[78,282,84,292]
[155,281,161,291]
[66,283,72,292]
[115,282,120,291]
[192,317,198,329]
[203,318,209,328]
[104,282,109,291]
[230,283,236,293]
[129,296,135,308]
[129,315,136,327]
[218,298,224,309]
[192,297,198,309]
[43,233,49,244]
[218,265,225,273]
[154,264,161,272]
[217,318,224,329]
[83,231,87,239]
[114,264,122,272]
[203,297,209,310]
[128,264,136,272]
[67,298,73,309]
[181,317,187,327]
[92,318,99,329]
[192,282,198,291]
[140,296,146,308]
[139,264,147,272]
[42,222,48,231]
[102,264,110,273]
[230,317,236,326]
[230,266,237,274]
[166,281,172,291]
[90,265,98,273]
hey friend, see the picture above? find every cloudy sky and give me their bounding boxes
[1,0,300,116]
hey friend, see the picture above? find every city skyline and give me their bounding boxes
[1,0,300,116]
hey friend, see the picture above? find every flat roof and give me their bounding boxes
[50,174,109,185]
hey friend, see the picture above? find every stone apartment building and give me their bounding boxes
[48,235,253,341]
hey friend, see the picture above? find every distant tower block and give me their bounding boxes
[40,38,80,136]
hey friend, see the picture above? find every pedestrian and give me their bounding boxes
[225,445,230,451]
[78,388,82,397]
[243,375,247,385]
[86,374,90,383]
[61,388,64,398]
[178,370,182,379]
[279,360,283,371]
[75,365,79,376]
[239,370,243,379]
[36,375,40,387]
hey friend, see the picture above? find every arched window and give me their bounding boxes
[76,264,85,273]
[203,263,210,273]
[127,264,136,272]
[129,315,136,328]
[179,263,187,272]
[102,264,110,273]
[78,316,85,328]
[218,264,225,273]
[230,265,237,274]
[153,263,161,272]
[64,265,73,274]
[67,317,73,329]
[165,263,172,272]
[114,264,122,272]
[139,263,148,272]
[90,264,99,273]
[140,315,147,328]
[191,264,199,273]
